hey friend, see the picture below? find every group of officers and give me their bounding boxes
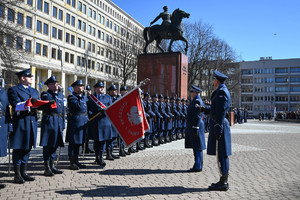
[0,68,232,191]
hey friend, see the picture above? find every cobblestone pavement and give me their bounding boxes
[0,120,300,200]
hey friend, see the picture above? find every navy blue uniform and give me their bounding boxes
[40,90,65,161]
[66,92,88,158]
[0,87,12,157]
[205,84,232,175]
[8,84,39,165]
[185,95,206,170]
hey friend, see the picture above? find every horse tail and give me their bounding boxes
[143,27,149,43]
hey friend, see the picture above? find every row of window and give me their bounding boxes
[241,95,300,102]
[242,77,300,84]
[242,67,300,75]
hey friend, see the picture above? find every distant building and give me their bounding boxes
[239,57,300,117]
[0,0,154,94]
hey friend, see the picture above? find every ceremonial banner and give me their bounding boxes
[15,98,57,112]
[105,88,149,147]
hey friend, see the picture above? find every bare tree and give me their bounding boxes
[0,0,25,76]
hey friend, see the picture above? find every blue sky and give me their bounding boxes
[111,0,300,62]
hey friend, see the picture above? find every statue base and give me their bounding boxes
[137,52,188,98]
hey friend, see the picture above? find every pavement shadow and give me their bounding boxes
[56,185,209,197]
[79,168,188,175]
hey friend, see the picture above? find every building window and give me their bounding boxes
[88,25,91,34]
[101,16,105,24]
[71,16,75,26]
[101,32,104,40]
[53,6,57,18]
[66,33,70,43]
[275,77,288,83]
[78,19,82,29]
[89,8,92,18]
[66,0,71,5]
[66,13,70,24]
[97,46,100,55]
[25,39,31,52]
[70,54,74,63]
[17,12,24,25]
[98,30,100,39]
[290,77,300,82]
[290,96,300,101]
[58,29,62,40]
[71,35,75,45]
[92,43,95,53]
[36,42,41,55]
[77,56,81,66]
[65,52,69,62]
[291,67,300,73]
[275,86,288,92]
[83,4,86,14]
[78,1,82,12]
[77,38,81,47]
[88,42,91,51]
[58,9,63,21]
[264,68,274,74]
[37,0,43,11]
[52,27,57,38]
[82,39,85,49]
[57,49,62,60]
[16,37,23,49]
[43,23,48,35]
[72,0,76,8]
[51,48,56,59]
[82,22,86,32]
[290,86,300,92]
[42,45,48,57]
[254,69,263,74]
[36,20,42,32]
[106,19,109,27]
[92,27,95,36]
[98,14,101,23]
[92,10,96,20]
[44,2,49,14]
[265,77,274,83]
[0,5,4,18]
[275,68,288,73]
[7,8,15,22]
[27,0,32,6]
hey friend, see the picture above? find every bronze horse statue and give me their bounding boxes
[143,9,190,54]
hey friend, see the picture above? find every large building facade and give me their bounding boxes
[1,0,151,95]
[240,57,300,117]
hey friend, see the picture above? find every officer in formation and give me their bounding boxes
[143,92,156,148]
[8,69,40,184]
[83,85,94,154]
[150,94,163,146]
[40,76,64,176]
[87,81,111,167]
[202,70,232,191]
[66,80,88,170]
[185,85,206,173]
[0,85,12,189]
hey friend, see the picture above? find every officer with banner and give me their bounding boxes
[7,69,40,184]
[66,80,88,170]
[202,70,232,191]
[185,85,206,173]
[40,76,64,176]
[87,81,112,167]
[0,85,12,189]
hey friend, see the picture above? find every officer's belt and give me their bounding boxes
[43,112,63,118]
[69,112,87,117]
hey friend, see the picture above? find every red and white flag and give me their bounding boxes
[89,94,106,109]
[105,88,149,147]
[15,98,57,112]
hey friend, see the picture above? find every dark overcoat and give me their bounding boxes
[87,93,112,141]
[66,92,88,144]
[185,95,206,150]
[40,90,65,147]
[8,84,39,149]
[206,84,232,156]
[0,87,12,157]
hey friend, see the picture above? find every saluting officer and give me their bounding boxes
[66,80,88,170]
[185,85,206,173]
[87,81,112,167]
[7,69,39,184]
[0,85,12,189]
[40,76,64,176]
[203,70,232,191]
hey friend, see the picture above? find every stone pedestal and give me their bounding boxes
[137,52,188,98]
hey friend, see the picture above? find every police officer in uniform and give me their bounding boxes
[143,92,155,148]
[158,94,168,144]
[164,96,174,142]
[0,85,12,189]
[7,69,39,184]
[66,80,88,170]
[82,85,94,154]
[202,70,232,191]
[185,85,206,172]
[40,76,64,176]
[151,93,162,146]
[87,81,112,167]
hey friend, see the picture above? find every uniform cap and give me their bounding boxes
[189,85,202,93]
[108,84,117,91]
[16,68,33,77]
[71,80,84,87]
[214,70,228,81]
[85,85,91,90]
[44,75,58,85]
[158,94,164,99]
[152,93,158,98]
[93,81,104,88]
[144,92,149,98]
[120,85,128,91]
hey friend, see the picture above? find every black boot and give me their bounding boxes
[159,136,165,144]
[111,148,120,159]
[50,159,63,174]
[152,136,159,146]
[119,146,126,157]
[20,164,35,181]
[13,166,25,184]
[136,142,144,150]
[0,184,6,189]
[69,157,79,170]
[124,148,131,155]
[106,148,114,160]
[128,147,135,153]
[44,161,54,177]
[96,152,106,167]
[74,156,86,169]
[209,174,229,191]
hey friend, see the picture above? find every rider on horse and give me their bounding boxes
[150,6,171,33]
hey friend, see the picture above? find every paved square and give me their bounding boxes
[0,120,300,199]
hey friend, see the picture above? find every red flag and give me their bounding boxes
[105,88,149,147]
[15,98,57,112]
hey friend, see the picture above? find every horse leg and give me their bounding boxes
[156,38,165,53]
[168,39,174,52]
[180,36,189,54]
